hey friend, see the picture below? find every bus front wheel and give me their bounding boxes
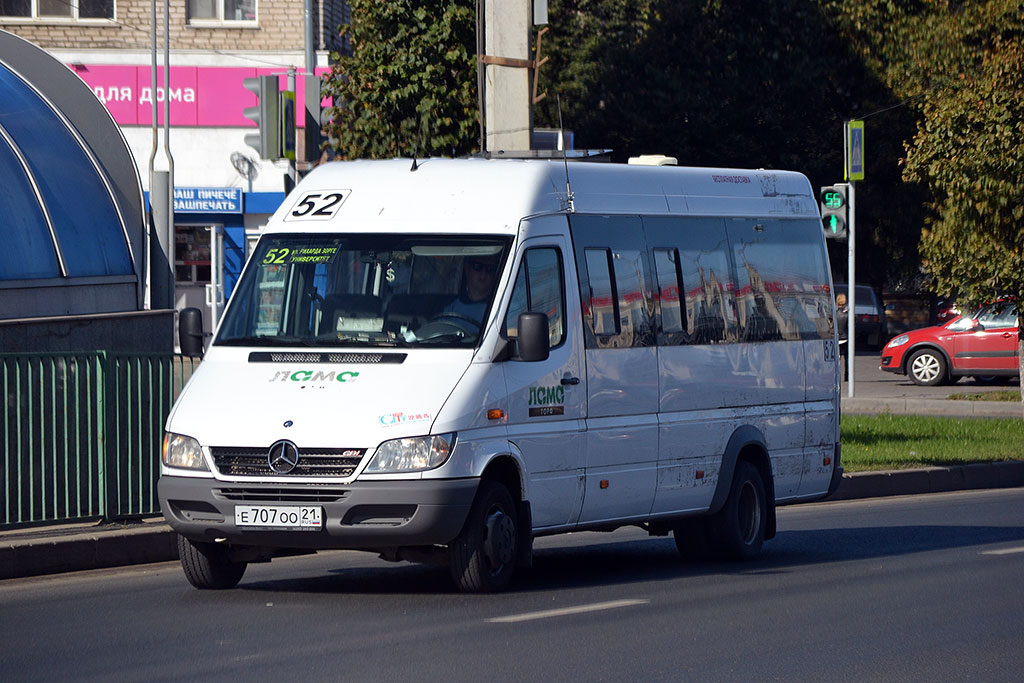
[177,534,247,589]
[448,480,519,593]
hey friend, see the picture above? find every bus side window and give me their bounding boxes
[653,247,686,339]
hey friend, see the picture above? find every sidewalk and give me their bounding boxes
[3,460,1024,581]
[841,395,1023,417]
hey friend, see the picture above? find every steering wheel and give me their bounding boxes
[430,311,482,329]
[415,312,482,340]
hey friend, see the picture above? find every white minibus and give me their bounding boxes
[159,158,842,592]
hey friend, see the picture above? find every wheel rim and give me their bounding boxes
[482,506,516,573]
[737,480,762,546]
[911,353,941,382]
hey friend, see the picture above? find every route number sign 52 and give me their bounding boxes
[284,190,350,221]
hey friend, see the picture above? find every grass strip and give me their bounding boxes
[841,413,1024,472]
[946,390,1020,402]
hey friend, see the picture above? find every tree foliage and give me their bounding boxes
[903,3,1024,306]
[534,0,921,286]
[320,1,1021,303]
[321,0,478,159]
[823,0,1024,403]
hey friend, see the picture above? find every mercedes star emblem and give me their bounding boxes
[268,440,300,474]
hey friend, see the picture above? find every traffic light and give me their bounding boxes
[243,75,281,160]
[820,184,848,239]
[303,74,323,163]
[280,88,296,162]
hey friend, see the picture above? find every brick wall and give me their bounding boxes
[0,0,347,53]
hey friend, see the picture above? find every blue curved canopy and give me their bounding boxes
[0,61,133,280]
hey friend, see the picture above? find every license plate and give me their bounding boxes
[234,505,322,530]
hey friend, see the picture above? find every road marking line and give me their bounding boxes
[981,546,1024,556]
[487,599,650,624]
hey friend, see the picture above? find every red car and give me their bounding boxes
[880,300,1019,386]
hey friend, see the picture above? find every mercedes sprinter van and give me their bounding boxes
[159,158,842,592]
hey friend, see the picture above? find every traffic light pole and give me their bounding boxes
[847,181,856,397]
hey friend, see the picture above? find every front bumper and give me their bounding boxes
[879,352,904,375]
[158,476,478,550]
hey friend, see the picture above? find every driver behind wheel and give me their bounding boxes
[442,254,500,323]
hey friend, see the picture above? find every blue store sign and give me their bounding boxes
[174,187,242,214]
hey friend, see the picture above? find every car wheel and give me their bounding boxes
[177,534,247,589]
[448,480,519,593]
[907,348,948,386]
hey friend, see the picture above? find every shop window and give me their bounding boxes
[175,226,212,284]
[187,0,256,23]
[1,0,114,20]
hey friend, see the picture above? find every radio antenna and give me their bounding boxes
[557,94,575,213]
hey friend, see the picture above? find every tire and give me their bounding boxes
[707,461,767,561]
[907,348,948,386]
[177,534,247,589]
[448,480,519,593]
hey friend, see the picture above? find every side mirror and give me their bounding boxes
[517,312,550,362]
[179,307,205,357]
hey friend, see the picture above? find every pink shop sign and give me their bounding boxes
[68,64,332,127]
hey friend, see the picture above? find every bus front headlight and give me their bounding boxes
[162,432,209,471]
[365,433,455,473]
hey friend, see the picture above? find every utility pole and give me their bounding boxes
[147,0,174,311]
[302,0,321,169]
[482,0,532,152]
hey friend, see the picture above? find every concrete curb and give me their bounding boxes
[3,462,1024,581]
[826,461,1024,501]
[842,397,1022,418]
[0,522,177,581]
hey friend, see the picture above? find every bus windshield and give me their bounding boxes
[216,233,511,349]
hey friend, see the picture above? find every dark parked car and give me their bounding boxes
[835,284,888,349]
[880,299,1019,386]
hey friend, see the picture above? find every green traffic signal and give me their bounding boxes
[823,191,844,210]
[819,184,848,240]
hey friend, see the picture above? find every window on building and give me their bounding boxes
[0,0,114,20]
[187,0,256,23]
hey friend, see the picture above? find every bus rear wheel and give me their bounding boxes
[709,461,767,561]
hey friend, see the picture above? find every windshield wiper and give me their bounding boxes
[415,334,476,346]
[331,337,415,348]
[218,335,418,349]
[216,335,318,347]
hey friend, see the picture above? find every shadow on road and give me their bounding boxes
[233,522,1024,595]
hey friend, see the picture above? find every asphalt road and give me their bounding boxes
[845,349,1020,401]
[2,488,1022,681]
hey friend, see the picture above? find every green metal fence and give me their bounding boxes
[1,352,199,529]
